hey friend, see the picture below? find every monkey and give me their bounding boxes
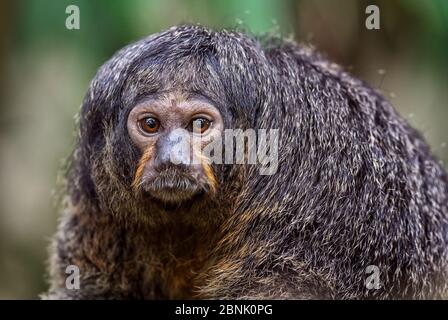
[43,24,448,299]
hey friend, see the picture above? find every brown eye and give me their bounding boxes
[190,117,211,134]
[139,117,160,135]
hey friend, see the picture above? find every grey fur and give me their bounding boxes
[43,25,448,300]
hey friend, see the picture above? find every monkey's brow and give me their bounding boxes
[184,92,215,105]
[133,91,172,106]
[133,91,216,108]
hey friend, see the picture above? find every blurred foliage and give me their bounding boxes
[0,0,447,299]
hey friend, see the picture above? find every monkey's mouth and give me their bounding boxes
[141,171,206,203]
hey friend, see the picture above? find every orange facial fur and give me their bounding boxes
[132,144,154,191]
[194,148,217,193]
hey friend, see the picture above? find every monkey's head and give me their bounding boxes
[127,91,223,203]
[68,25,273,225]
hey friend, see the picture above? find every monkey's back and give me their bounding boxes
[201,36,448,299]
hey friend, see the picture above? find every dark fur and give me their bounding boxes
[44,25,448,299]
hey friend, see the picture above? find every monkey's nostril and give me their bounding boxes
[154,163,189,174]
[155,130,192,167]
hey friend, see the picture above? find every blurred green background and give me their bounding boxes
[0,0,447,299]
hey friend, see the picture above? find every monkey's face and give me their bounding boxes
[127,91,224,204]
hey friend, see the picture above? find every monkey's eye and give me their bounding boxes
[190,117,211,134]
[139,117,160,135]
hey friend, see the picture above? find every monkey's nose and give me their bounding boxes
[154,129,191,167]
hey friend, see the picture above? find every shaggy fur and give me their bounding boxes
[44,25,448,299]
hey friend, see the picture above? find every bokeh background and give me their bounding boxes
[0,0,447,299]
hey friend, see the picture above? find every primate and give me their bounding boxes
[44,25,448,299]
